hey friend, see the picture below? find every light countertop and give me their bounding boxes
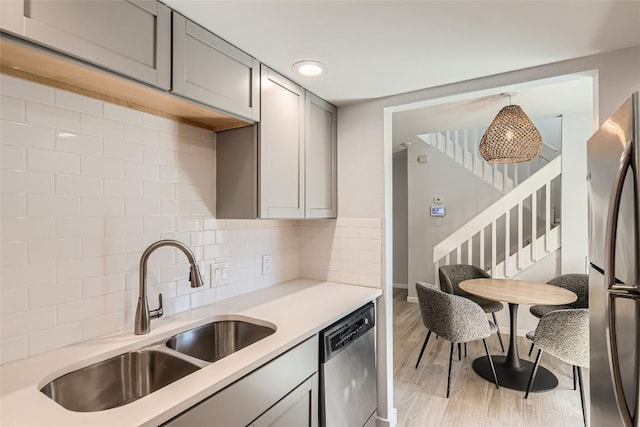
[0,279,382,426]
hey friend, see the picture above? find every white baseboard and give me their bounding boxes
[393,283,408,289]
[407,296,418,304]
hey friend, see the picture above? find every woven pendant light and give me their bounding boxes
[479,104,543,164]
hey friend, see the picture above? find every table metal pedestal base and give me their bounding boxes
[472,356,559,392]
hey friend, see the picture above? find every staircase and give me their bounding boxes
[432,155,562,282]
[419,129,559,194]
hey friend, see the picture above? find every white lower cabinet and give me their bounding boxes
[163,337,318,427]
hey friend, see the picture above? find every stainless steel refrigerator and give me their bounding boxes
[588,91,639,427]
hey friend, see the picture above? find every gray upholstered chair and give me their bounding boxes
[438,264,505,352]
[415,282,499,398]
[525,309,589,426]
[528,273,588,356]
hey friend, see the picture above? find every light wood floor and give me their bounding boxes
[393,288,589,427]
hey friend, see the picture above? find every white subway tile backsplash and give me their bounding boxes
[1,145,26,169]
[125,198,160,216]
[1,217,55,241]
[56,217,104,238]
[103,103,142,125]
[82,312,124,340]
[28,281,81,309]
[103,178,142,198]
[56,174,102,196]
[82,274,124,298]
[81,197,124,217]
[28,148,80,174]
[81,114,123,139]
[28,194,81,217]
[0,74,53,104]
[1,289,28,314]
[1,94,25,122]
[28,239,81,263]
[2,169,54,194]
[81,156,124,178]
[1,307,57,339]
[124,161,159,181]
[29,323,82,356]
[56,257,104,281]
[54,90,103,116]
[104,217,142,236]
[26,101,80,131]
[1,120,55,150]
[104,139,143,162]
[1,241,27,266]
[0,336,28,364]
[56,133,103,156]
[1,194,26,217]
[57,296,104,325]
[1,75,307,364]
[143,216,175,234]
[82,236,125,257]
[124,123,159,146]
[143,181,175,199]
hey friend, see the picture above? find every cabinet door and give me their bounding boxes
[0,0,170,89]
[305,93,337,218]
[252,374,318,427]
[259,65,305,219]
[172,13,260,122]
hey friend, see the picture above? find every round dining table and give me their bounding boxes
[459,278,577,392]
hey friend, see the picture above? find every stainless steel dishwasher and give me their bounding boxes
[319,302,376,427]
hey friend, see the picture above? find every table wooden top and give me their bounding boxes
[459,278,578,306]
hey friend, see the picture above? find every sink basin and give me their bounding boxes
[166,320,276,363]
[40,350,200,412]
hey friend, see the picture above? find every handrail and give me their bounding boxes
[432,156,561,262]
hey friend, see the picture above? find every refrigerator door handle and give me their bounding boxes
[605,141,636,292]
[605,291,640,427]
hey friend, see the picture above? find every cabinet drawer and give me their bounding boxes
[164,337,318,427]
[0,0,170,89]
[172,13,260,122]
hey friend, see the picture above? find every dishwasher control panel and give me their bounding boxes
[319,302,375,362]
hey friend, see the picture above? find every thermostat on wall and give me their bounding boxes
[430,205,446,217]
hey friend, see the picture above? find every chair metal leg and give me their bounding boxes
[415,330,432,369]
[482,338,499,389]
[447,342,454,398]
[528,342,535,356]
[492,312,505,352]
[458,342,462,361]
[577,366,587,427]
[573,365,577,390]
[464,342,467,358]
[525,349,543,399]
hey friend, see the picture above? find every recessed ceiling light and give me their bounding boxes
[292,60,325,77]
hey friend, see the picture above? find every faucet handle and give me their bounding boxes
[150,293,163,320]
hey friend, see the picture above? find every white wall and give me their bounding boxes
[407,142,502,296]
[392,150,408,285]
[337,46,640,426]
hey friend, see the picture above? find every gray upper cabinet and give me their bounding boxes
[0,0,171,90]
[259,65,306,219]
[305,93,337,218]
[172,13,260,122]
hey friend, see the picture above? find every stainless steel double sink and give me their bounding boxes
[40,319,276,412]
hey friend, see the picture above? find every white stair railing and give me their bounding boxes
[420,129,555,194]
[433,156,562,281]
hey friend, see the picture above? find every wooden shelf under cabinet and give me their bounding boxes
[0,36,252,132]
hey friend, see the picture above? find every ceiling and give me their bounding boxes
[165,1,640,105]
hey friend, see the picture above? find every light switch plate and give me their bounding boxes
[262,254,272,276]
[211,261,230,287]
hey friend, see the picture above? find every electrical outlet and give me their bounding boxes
[261,254,272,276]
